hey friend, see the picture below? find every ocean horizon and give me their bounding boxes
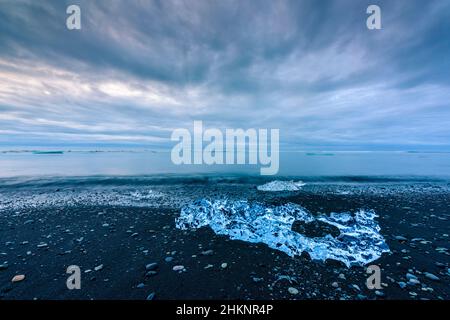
[2,149,450,179]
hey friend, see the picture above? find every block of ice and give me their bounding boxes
[175,199,389,267]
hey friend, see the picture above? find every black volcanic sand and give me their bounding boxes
[0,190,449,300]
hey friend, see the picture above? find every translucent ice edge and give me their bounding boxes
[257,180,306,191]
[175,199,390,267]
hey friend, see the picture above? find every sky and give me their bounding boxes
[0,0,449,151]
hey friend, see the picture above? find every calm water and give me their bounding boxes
[1,150,450,180]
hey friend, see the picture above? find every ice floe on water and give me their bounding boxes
[175,199,390,267]
[257,180,306,192]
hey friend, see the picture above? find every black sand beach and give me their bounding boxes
[0,178,449,300]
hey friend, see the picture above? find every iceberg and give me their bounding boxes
[175,199,390,267]
[257,180,306,191]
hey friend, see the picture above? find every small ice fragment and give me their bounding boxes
[257,180,305,192]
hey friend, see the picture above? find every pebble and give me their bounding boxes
[204,264,213,270]
[201,250,214,256]
[338,274,346,280]
[288,287,299,295]
[221,263,228,269]
[12,274,25,283]
[406,273,418,281]
[94,264,103,271]
[0,264,8,271]
[421,286,434,293]
[37,243,48,248]
[172,265,185,272]
[146,292,156,300]
[408,278,421,286]
[252,277,263,283]
[375,290,385,297]
[398,281,407,289]
[351,284,361,291]
[145,271,158,277]
[394,235,408,241]
[145,263,158,271]
[136,283,145,289]
[332,282,339,288]
[164,257,174,263]
[424,272,440,281]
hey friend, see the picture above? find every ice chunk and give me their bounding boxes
[129,190,164,200]
[257,180,306,191]
[175,199,389,267]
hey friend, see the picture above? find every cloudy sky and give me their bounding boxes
[0,0,449,150]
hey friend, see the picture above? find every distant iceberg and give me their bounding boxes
[257,180,306,191]
[175,199,389,267]
[32,151,64,155]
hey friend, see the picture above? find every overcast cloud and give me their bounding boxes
[0,0,449,150]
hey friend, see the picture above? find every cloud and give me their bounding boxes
[0,0,449,149]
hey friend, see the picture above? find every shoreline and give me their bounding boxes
[0,186,448,300]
